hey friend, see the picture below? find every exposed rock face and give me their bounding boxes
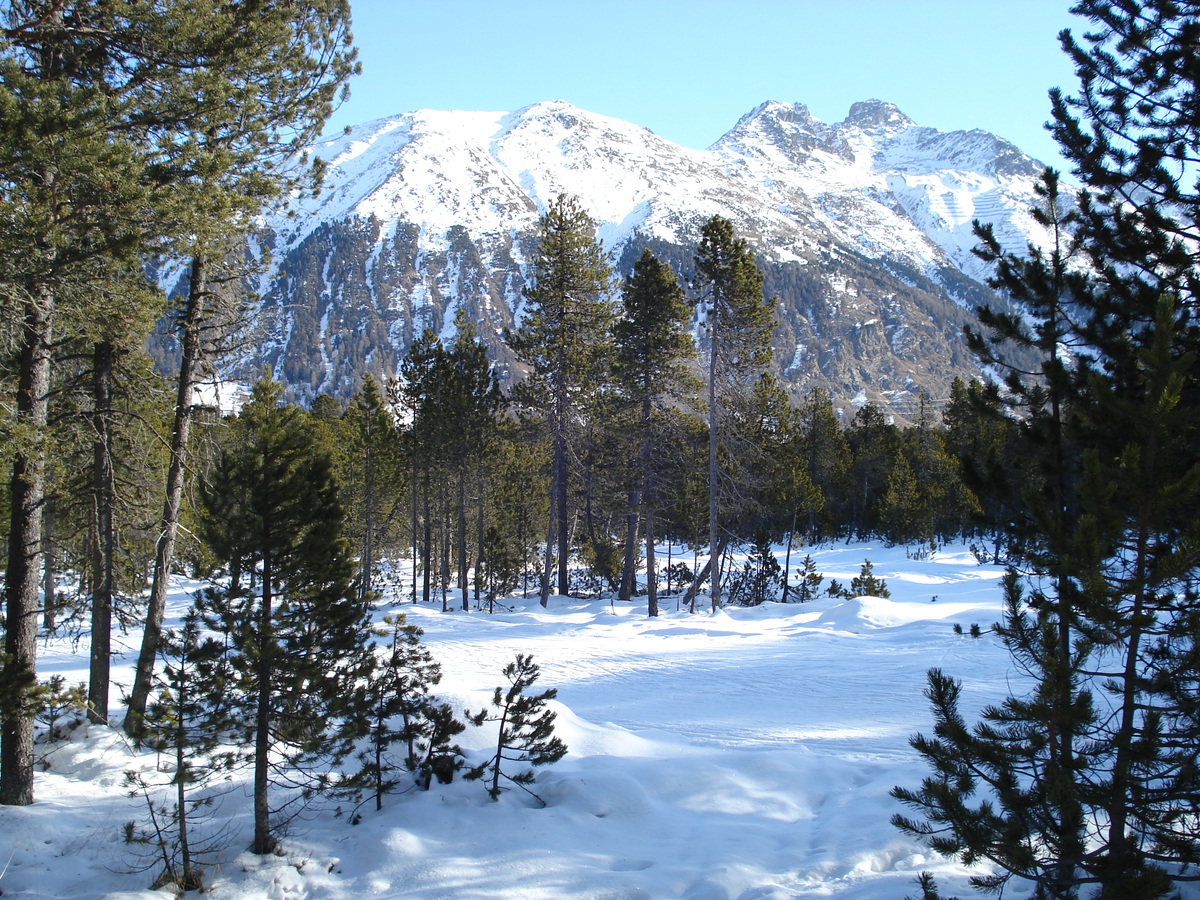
[178,99,1054,419]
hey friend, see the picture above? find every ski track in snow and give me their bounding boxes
[5,543,1184,900]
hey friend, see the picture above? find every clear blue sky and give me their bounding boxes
[328,1,1080,170]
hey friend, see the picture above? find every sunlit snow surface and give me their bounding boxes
[6,543,1170,900]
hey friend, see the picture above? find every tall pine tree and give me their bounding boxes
[509,195,615,605]
[126,0,358,736]
[894,4,1200,896]
[613,249,699,616]
[693,216,775,610]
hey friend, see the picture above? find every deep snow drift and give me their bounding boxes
[0,543,1166,899]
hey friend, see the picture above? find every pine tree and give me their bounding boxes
[1051,0,1200,355]
[894,4,1200,896]
[730,373,797,548]
[355,614,463,809]
[613,249,699,616]
[198,374,372,855]
[727,529,783,606]
[397,329,448,605]
[443,314,504,611]
[941,377,1020,559]
[693,216,775,611]
[792,555,824,603]
[902,394,979,546]
[509,195,615,605]
[126,0,358,736]
[484,421,548,600]
[338,374,405,603]
[77,275,163,726]
[397,321,503,610]
[466,653,567,803]
[847,404,900,539]
[794,386,850,541]
[125,608,237,892]
[0,0,358,800]
[1050,31,1200,883]
[0,1,146,805]
[849,559,889,599]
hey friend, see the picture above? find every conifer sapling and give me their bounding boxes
[793,555,824,603]
[354,613,464,809]
[466,653,567,804]
[850,559,890,598]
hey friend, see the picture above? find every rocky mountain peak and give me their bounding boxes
[714,99,848,164]
[841,99,916,135]
[732,100,820,131]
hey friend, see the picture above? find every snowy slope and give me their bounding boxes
[267,98,1051,284]
[711,100,1048,283]
[202,99,1059,414]
[0,543,1146,900]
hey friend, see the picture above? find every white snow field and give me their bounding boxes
[1,542,1168,900]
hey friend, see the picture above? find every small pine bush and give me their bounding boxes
[466,654,567,804]
[35,675,87,742]
[662,562,693,596]
[791,554,824,603]
[727,530,783,606]
[850,559,890,598]
[354,614,464,808]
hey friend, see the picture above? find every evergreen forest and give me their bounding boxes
[4,2,1200,898]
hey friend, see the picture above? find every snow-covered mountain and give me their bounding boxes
[208,99,1055,418]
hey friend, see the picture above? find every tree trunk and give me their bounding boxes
[554,428,569,597]
[685,533,730,613]
[707,318,722,612]
[175,673,193,885]
[540,497,555,607]
[253,557,274,855]
[126,255,206,735]
[474,473,485,610]
[665,539,673,596]
[636,398,655,613]
[88,339,116,725]
[618,504,639,602]
[457,471,468,611]
[410,453,418,603]
[421,472,431,604]
[2,294,52,806]
[645,508,658,618]
[439,484,451,611]
[781,513,797,603]
[41,493,56,631]
[361,407,376,603]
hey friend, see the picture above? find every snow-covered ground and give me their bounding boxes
[0,543,1095,899]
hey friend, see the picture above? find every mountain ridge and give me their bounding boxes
[183,98,1054,419]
